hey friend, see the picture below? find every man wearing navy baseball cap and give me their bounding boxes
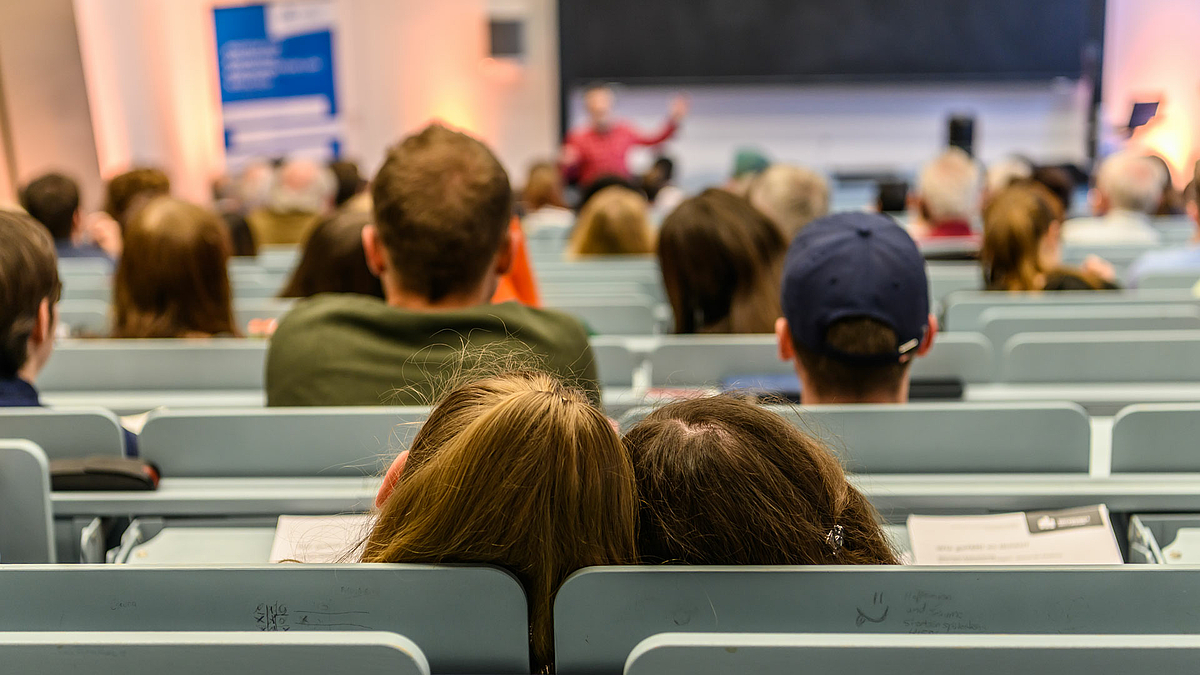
[775,212,939,404]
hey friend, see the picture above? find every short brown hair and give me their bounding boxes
[567,186,653,257]
[624,396,897,565]
[793,317,910,401]
[104,167,170,222]
[658,189,785,334]
[279,210,383,299]
[113,197,237,338]
[371,125,513,302]
[0,211,59,377]
[362,371,637,671]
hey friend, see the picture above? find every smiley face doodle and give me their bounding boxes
[855,592,889,626]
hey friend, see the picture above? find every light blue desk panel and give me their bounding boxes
[0,440,55,563]
[943,290,1196,332]
[624,633,1200,675]
[555,566,1200,675]
[1111,403,1200,473]
[0,406,127,459]
[0,564,528,674]
[40,390,266,416]
[39,340,267,392]
[0,631,428,675]
[965,382,1200,416]
[47,473,1200,521]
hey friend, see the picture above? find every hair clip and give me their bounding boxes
[826,524,845,557]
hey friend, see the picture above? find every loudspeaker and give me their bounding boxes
[947,115,975,157]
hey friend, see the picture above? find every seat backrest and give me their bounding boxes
[619,402,1089,473]
[927,263,981,305]
[624,633,1200,675]
[1001,330,1200,382]
[943,290,1196,331]
[0,564,528,674]
[233,298,296,329]
[979,304,1200,351]
[1111,403,1200,472]
[547,297,660,335]
[57,299,110,336]
[139,407,427,477]
[1139,270,1200,290]
[0,407,126,459]
[647,333,994,386]
[554,565,1200,675]
[0,631,429,675]
[1062,243,1160,269]
[0,441,55,563]
[589,339,644,387]
[39,340,267,391]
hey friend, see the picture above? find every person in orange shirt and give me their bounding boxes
[492,216,541,306]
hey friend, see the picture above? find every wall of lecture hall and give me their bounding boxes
[72,0,559,205]
[54,0,1200,202]
[1101,0,1200,188]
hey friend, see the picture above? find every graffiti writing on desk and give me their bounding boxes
[255,603,290,631]
[856,592,890,626]
[293,609,374,630]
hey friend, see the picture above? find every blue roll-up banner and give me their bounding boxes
[214,1,341,169]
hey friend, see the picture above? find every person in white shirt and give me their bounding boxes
[1062,151,1165,246]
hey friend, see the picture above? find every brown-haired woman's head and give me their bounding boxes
[363,370,638,672]
[113,197,237,338]
[567,186,653,257]
[279,210,383,299]
[658,189,786,334]
[981,183,1063,292]
[522,161,567,212]
[104,167,170,224]
[624,396,897,566]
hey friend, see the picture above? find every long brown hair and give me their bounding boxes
[658,189,785,334]
[567,186,654,257]
[113,197,238,338]
[624,396,897,566]
[279,210,383,299]
[981,183,1104,291]
[522,161,567,212]
[362,371,638,672]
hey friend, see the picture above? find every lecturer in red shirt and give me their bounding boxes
[561,84,688,188]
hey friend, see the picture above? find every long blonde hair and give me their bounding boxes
[568,186,654,257]
[361,371,638,672]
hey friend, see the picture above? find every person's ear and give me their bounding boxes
[374,449,409,509]
[362,224,388,278]
[775,317,795,362]
[916,313,939,357]
[493,224,515,277]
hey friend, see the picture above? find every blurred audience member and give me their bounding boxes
[104,167,170,227]
[908,148,982,240]
[640,156,685,214]
[492,218,542,307]
[659,189,785,334]
[875,179,908,213]
[266,125,598,407]
[211,173,257,258]
[776,212,937,404]
[1128,163,1200,287]
[985,155,1033,198]
[279,211,383,300]
[20,173,120,261]
[330,160,367,208]
[520,161,573,233]
[0,211,61,405]
[1031,165,1078,217]
[983,183,1118,291]
[1063,151,1164,245]
[561,84,687,188]
[246,158,335,245]
[113,197,238,339]
[725,147,770,197]
[567,186,654,258]
[747,164,830,240]
[1147,154,1185,216]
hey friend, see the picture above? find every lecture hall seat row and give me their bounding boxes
[3,563,1200,673]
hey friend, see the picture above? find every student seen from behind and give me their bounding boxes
[747,164,831,240]
[908,148,982,241]
[20,173,121,262]
[775,212,938,404]
[362,370,637,672]
[0,210,138,454]
[624,396,896,565]
[659,189,785,334]
[266,125,600,407]
[982,183,1119,292]
[1062,151,1164,246]
[566,185,655,258]
[279,210,384,300]
[113,197,239,339]
[1127,161,1200,286]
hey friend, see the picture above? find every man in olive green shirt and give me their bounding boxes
[266,125,599,406]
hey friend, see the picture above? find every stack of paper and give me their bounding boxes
[268,514,375,564]
[907,505,1123,565]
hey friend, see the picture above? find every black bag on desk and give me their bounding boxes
[50,456,160,491]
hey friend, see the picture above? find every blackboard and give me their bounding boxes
[559,0,1106,84]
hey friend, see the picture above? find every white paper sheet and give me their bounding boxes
[268,514,375,564]
[907,505,1122,565]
